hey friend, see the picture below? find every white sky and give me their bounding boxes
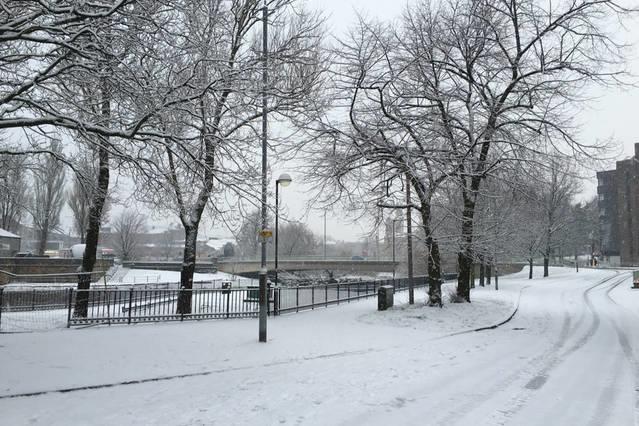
[55,0,639,242]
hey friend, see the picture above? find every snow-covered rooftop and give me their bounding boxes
[0,228,20,239]
[206,238,236,250]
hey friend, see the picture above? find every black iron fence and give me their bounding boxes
[0,276,429,332]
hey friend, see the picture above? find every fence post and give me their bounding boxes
[325,284,328,307]
[32,288,36,311]
[226,290,231,319]
[312,286,315,310]
[274,289,279,316]
[296,287,299,313]
[128,287,133,325]
[180,288,185,322]
[337,284,340,305]
[348,284,350,302]
[66,288,73,328]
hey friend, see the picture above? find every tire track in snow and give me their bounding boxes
[487,272,626,425]
[401,276,611,426]
[600,273,639,426]
[409,285,572,425]
[0,348,383,400]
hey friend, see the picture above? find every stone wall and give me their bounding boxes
[0,258,114,285]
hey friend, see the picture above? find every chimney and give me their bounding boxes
[635,142,639,160]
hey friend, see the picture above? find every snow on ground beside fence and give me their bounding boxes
[112,268,252,285]
[359,286,518,334]
[0,267,626,425]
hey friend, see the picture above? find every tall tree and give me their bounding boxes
[537,160,580,277]
[398,0,631,301]
[127,0,327,314]
[30,140,66,255]
[0,154,30,232]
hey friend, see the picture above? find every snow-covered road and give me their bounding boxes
[1,267,638,425]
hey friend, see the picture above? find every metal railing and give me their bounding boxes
[0,276,429,331]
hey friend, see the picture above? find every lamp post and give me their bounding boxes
[406,173,414,304]
[275,173,292,288]
[258,0,269,343]
[323,210,327,259]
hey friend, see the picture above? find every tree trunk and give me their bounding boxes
[479,259,485,287]
[427,237,442,306]
[37,219,49,256]
[456,200,475,302]
[416,195,443,307]
[177,226,198,314]
[470,263,475,289]
[486,263,492,285]
[543,256,549,277]
[529,257,533,279]
[74,138,109,317]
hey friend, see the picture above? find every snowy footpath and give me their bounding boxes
[1,267,638,425]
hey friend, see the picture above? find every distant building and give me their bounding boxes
[596,169,619,257]
[597,143,639,266]
[0,228,21,256]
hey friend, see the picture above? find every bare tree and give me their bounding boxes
[278,222,317,256]
[111,210,146,261]
[391,0,632,301]
[301,15,459,306]
[159,228,180,261]
[30,140,66,255]
[0,154,30,232]
[237,210,266,258]
[536,160,581,277]
[124,0,327,314]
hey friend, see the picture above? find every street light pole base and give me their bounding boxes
[258,271,268,342]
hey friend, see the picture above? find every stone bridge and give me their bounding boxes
[217,259,398,275]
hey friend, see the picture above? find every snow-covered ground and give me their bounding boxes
[110,268,255,287]
[1,266,637,425]
[3,268,256,289]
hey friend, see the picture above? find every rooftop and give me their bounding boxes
[0,228,20,239]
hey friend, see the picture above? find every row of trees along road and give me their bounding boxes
[1,0,327,316]
[300,0,633,303]
[0,0,633,315]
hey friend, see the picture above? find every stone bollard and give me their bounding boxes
[378,285,394,311]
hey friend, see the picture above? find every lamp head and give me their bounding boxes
[277,173,292,187]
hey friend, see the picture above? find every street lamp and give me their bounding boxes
[323,210,327,259]
[275,173,292,288]
[258,0,269,343]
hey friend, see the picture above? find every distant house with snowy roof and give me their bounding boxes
[0,228,21,256]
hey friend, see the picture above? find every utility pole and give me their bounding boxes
[323,210,327,259]
[258,1,269,343]
[406,173,414,304]
[392,220,396,284]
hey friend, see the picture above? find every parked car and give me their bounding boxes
[14,251,34,257]
[14,252,49,258]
